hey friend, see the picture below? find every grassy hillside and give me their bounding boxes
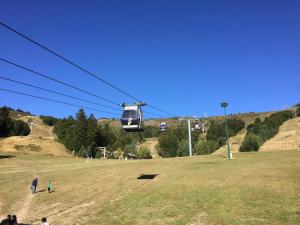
[260,117,300,151]
[0,115,70,156]
[0,150,299,225]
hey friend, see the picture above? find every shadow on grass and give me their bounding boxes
[48,190,55,193]
[36,189,46,193]
[0,155,16,159]
[137,174,158,180]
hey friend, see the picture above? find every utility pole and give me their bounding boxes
[221,101,232,160]
[188,119,192,156]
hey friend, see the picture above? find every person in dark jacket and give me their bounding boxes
[0,215,11,225]
[10,215,18,225]
[31,178,38,194]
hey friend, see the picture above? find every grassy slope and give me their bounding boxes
[260,117,300,151]
[213,112,276,155]
[0,115,70,156]
[0,151,299,225]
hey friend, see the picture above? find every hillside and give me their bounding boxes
[213,111,273,155]
[0,115,70,156]
[260,116,300,151]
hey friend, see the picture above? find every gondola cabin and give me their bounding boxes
[160,122,168,132]
[120,104,144,132]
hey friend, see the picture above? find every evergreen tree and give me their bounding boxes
[73,109,88,152]
[0,107,11,137]
[86,114,98,145]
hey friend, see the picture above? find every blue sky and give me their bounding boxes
[0,0,299,118]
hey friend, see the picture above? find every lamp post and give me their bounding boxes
[221,101,232,160]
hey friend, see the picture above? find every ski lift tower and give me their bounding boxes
[179,117,200,157]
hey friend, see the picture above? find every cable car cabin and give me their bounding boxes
[160,122,168,132]
[121,105,144,132]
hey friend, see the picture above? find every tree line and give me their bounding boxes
[0,106,30,137]
[194,118,245,155]
[239,110,294,152]
[53,109,152,158]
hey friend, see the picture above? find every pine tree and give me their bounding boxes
[86,114,98,145]
[73,109,87,152]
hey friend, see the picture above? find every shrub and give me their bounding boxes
[195,140,220,155]
[239,134,261,152]
[240,110,293,152]
[177,139,189,157]
[143,126,160,138]
[137,146,151,159]
[158,132,178,157]
[78,146,87,158]
[40,115,60,126]
[206,118,245,146]
[95,151,102,158]
[297,106,300,117]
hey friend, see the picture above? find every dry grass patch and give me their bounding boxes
[0,151,299,225]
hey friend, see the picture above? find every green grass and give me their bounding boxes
[0,151,299,225]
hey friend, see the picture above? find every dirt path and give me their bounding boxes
[17,193,34,222]
[142,138,159,158]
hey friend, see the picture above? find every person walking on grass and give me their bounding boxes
[47,182,52,193]
[40,217,50,225]
[31,177,38,194]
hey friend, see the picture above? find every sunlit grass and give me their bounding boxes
[0,151,299,225]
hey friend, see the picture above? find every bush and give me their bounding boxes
[177,139,189,157]
[206,118,245,146]
[95,151,102,158]
[239,134,261,152]
[143,126,160,138]
[40,115,60,126]
[158,132,178,157]
[195,140,220,155]
[297,106,300,117]
[240,110,293,152]
[137,146,151,159]
[78,146,87,158]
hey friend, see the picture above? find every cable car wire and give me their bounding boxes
[143,110,166,118]
[147,104,178,117]
[0,75,121,111]
[0,21,178,117]
[0,88,120,116]
[0,21,140,102]
[0,58,170,119]
[0,57,120,106]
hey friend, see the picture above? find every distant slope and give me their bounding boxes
[0,115,70,156]
[213,129,247,155]
[260,117,300,151]
[140,138,159,158]
[213,112,273,155]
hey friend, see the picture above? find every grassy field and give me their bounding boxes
[0,151,299,225]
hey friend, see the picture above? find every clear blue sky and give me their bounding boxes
[0,0,299,119]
